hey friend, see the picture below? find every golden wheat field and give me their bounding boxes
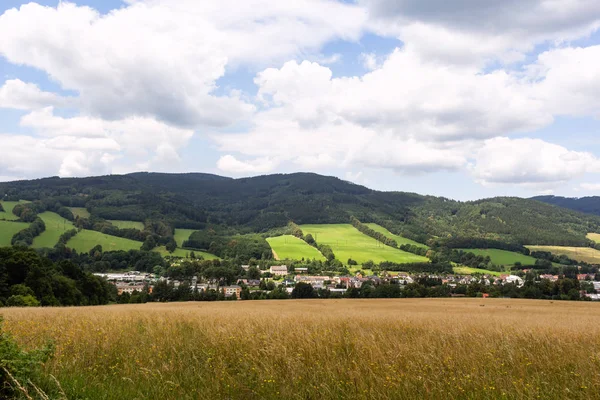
[3,299,600,400]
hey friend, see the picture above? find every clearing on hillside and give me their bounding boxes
[32,212,75,248]
[67,230,142,253]
[109,220,145,230]
[154,246,219,260]
[587,233,600,243]
[453,266,503,276]
[266,235,325,261]
[0,220,30,247]
[526,245,600,264]
[0,200,27,221]
[174,229,197,248]
[364,223,428,248]
[300,224,429,265]
[458,248,537,266]
[69,207,91,219]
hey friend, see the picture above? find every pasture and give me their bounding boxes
[364,223,428,248]
[32,211,75,248]
[300,224,429,265]
[453,266,503,276]
[174,229,197,248]
[3,299,600,400]
[69,207,90,219]
[66,230,142,253]
[0,200,25,221]
[267,235,325,261]
[587,233,600,243]
[108,220,145,230]
[0,220,30,247]
[154,246,219,260]
[458,248,537,266]
[526,245,600,264]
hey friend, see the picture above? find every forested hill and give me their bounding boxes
[1,172,600,246]
[533,195,600,217]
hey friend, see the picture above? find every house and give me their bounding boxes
[270,265,288,276]
[294,267,308,273]
[115,283,150,295]
[540,274,559,282]
[222,285,242,299]
[504,275,524,287]
[241,265,250,271]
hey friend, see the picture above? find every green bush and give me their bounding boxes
[6,295,40,307]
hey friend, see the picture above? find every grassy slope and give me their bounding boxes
[458,248,538,266]
[174,229,196,248]
[0,220,30,247]
[300,224,429,265]
[0,201,25,221]
[364,223,428,248]
[587,233,600,243]
[108,220,145,230]
[266,235,325,261]
[527,245,600,264]
[67,230,142,253]
[4,299,600,400]
[69,207,90,219]
[33,211,75,248]
[453,266,503,276]
[153,246,219,260]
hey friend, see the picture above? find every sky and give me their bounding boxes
[1,1,600,201]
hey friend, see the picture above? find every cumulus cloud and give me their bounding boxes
[580,183,600,191]
[0,79,72,110]
[216,155,278,174]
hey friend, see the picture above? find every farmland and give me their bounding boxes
[0,200,25,221]
[267,235,325,261]
[458,248,538,266]
[0,220,30,247]
[527,245,600,264]
[364,223,428,248]
[66,230,142,253]
[4,299,600,400]
[69,207,90,219]
[154,246,219,260]
[453,266,503,276]
[32,211,75,248]
[300,224,429,265]
[108,220,145,230]
[174,229,196,248]
[587,233,600,243]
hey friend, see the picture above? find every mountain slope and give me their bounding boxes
[533,195,600,216]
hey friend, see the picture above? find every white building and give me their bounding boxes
[270,265,288,276]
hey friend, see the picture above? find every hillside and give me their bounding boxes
[533,195,600,217]
[1,173,600,247]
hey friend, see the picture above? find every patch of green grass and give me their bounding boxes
[266,235,325,261]
[69,207,90,219]
[526,245,600,265]
[364,223,429,248]
[0,201,26,221]
[109,220,145,230]
[587,233,600,243]
[67,230,142,253]
[453,266,503,277]
[174,229,196,248]
[32,212,75,248]
[300,224,429,265]
[154,246,219,260]
[0,220,30,247]
[457,248,538,266]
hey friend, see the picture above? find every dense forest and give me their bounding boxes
[534,195,600,217]
[1,172,600,247]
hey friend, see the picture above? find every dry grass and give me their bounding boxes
[526,245,600,264]
[3,299,600,399]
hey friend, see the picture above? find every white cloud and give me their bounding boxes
[580,183,600,191]
[471,137,600,187]
[216,155,278,174]
[0,79,71,110]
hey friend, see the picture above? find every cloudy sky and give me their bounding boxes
[1,0,600,200]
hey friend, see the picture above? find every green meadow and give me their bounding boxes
[109,220,145,230]
[154,246,219,260]
[67,230,143,253]
[458,248,538,266]
[0,220,30,247]
[364,223,429,248]
[300,224,429,265]
[0,200,25,221]
[69,207,91,219]
[33,211,75,248]
[174,229,197,248]
[453,266,503,277]
[266,235,325,261]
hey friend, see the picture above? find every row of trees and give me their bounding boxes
[288,222,336,261]
[11,217,45,246]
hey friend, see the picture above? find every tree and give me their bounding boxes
[6,295,40,307]
[291,282,315,299]
[247,266,261,280]
[304,234,316,246]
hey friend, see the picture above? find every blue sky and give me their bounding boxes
[1,0,600,200]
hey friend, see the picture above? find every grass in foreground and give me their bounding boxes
[66,230,142,253]
[458,248,537,266]
[266,235,325,261]
[174,229,197,248]
[301,224,429,265]
[108,220,145,230]
[0,220,30,247]
[69,207,90,219]
[3,299,600,400]
[526,245,600,264]
[364,224,428,248]
[32,211,75,248]
[587,233,600,243]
